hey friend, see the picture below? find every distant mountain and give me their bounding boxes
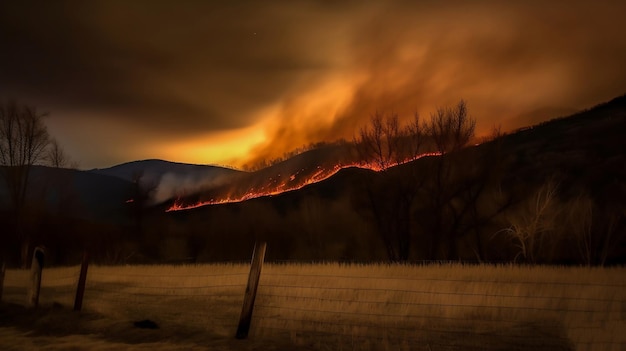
[90,159,242,204]
[90,159,241,183]
[2,95,624,265]
[0,166,134,223]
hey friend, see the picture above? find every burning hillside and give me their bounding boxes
[167,163,355,211]
[165,143,356,211]
[166,101,479,211]
[166,151,441,211]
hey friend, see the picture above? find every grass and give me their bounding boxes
[1,263,624,350]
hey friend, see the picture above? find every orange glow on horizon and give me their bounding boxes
[151,123,268,167]
[236,73,363,167]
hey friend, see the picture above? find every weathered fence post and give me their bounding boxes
[74,251,89,311]
[29,246,45,308]
[236,241,267,339]
[0,261,5,302]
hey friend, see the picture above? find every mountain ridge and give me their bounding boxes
[1,94,624,264]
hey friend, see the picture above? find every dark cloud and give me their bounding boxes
[1,1,332,133]
[1,0,625,168]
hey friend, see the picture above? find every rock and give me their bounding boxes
[133,319,159,329]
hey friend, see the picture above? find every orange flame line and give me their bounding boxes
[166,152,441,212]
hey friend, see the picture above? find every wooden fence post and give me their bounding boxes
[236,241,267,339]
[74,251,89,311]
[29,246,45,308]
[0,261,5,302]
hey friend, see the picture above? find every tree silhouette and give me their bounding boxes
[426,100,475,154]
[47,138,71,169]
[499,181,560,263]
[355,112,404,171]
[0,100,50,267]
[354,111,427,261]
[419,100,479,260]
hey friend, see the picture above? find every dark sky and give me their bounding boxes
[2,0,625,169]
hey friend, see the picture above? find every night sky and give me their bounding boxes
[2,1,625,169]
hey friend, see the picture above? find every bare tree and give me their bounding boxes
[405,112,426,160]
[0,100,50,266]
[355,112,404,171]
[419,100,478,260]
[353,110,430,261]
[47,138,70,168]
[353,101,484,261]
[426,100,476,154]
[499,181,560,263]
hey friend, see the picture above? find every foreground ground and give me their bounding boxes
[1,263,623,350]
[0,302,574,351]
[0,302,317,351]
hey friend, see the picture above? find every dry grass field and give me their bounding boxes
[1,263,624,350]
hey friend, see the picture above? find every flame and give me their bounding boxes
[165,151,441,212]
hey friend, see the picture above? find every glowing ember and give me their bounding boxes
[166,152,441,212]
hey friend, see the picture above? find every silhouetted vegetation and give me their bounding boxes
[353,110,428,260]
[0,100,51,267]
[162,96,625,264]
[1,96,625,266]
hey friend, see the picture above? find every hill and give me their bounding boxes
[1,95,624,265]
[0,166,133,222]
[165,142,358,208]
[155,95,626,264]
[90,159,242,204]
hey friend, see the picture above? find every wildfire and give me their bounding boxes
[165,152,441,212]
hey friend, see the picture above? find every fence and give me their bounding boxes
[1,251,624,351]
[252,265,625,351]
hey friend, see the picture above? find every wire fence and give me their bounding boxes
[252,268,626,351]
[1,262,624,351]
[82,265,249,336]
[2,266,80,307]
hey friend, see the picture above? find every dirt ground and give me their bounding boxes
[0,302,575,351]
[0,302,319,351]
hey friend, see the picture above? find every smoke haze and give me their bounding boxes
[1,1,625,168]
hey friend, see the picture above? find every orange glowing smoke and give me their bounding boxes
[166,152,441,212]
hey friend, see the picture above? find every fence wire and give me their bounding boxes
[2,263,624,351]
[1,266,80,307]
[81,265,249,335]
[253,269,626,351]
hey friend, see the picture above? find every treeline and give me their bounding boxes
[347,99,625,264]
[127,99,624,265]
[1,97,625,266]
[0,100,78,267]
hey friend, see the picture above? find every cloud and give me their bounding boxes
[1,1,625,168]
[245,0,626,163]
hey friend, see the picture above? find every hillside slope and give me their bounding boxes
[156,95,626,263]
[90,159,242,204]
